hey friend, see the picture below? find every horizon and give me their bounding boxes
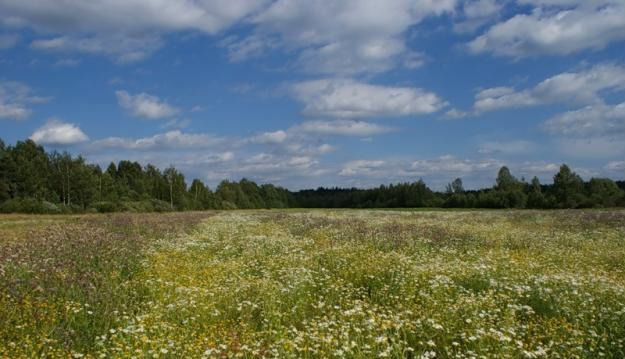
[1,1,624,191]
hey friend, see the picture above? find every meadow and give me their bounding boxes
[1,209,624,358]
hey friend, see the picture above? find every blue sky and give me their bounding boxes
[1,0,624,190]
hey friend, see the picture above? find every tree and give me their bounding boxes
[446,178,464,194]
[188,179,215,210]
[71,157,99,208]
[7,140,51,200]
[494,166,526,208]
[164,166,187,210]
[552,164,585,208]
[527,176,546,208]
[444,178,468,207]
[0,140,10,202]
[587,178,624,207]
[239,178,265,208]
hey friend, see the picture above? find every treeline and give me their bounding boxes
[0,139,624,213]
[0,139,292,213]
[297,167,625,209]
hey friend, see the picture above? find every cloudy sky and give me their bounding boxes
[1,0,624,190]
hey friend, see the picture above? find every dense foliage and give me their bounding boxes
[0,139,623,213]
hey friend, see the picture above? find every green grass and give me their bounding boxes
[1,209,624,358]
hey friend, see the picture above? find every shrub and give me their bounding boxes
[0,198,61,214]
[91,201,119,213]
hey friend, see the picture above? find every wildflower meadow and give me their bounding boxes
[1,209,624,358]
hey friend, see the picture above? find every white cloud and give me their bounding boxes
[30,119,89,146]
[540,96,625,160]
[469,1,625,57]
[410,155,502,176]
[32,35,162,64]
[2,0,269,62]
[454,0,503,34]
[334,155,598,189]
[555,137,625,159]
[339,160,386,177]
[443,108,470,119]
[338,156,502,178]
[91,130,224,151]
[296,120,394,137]
[517,162,560,175]
[250,130,288,144]
[605,161,625,172]
[116,90,180,119]
[292,79,446,119]
[478,140,536,155]
[543,102,625,138]
[178,152,235,166]
[474,64,625,112]
[0,81,49,120]
[1,0,270,34]
[336,155,509,189]
[227,0,456,74]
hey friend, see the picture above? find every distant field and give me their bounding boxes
[1,210,624,358]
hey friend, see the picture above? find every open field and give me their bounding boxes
[1,210,624,358]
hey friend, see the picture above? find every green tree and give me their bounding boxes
[7,140,51,200]
[239,178,265,208]
[527,176,546,208]
[494,166,527,208]
[0,139,10,202]
[587,178,624,207]
[188,179,215,210]
[446,178,464,194]
[552,164,585,208]
[164,167,188,210]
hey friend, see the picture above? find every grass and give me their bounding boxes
[1,209,624,358]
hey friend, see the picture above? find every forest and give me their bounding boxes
[1,138,624,213]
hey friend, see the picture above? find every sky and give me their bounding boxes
[0,0,624,190]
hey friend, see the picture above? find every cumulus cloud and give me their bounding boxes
[539,95,625,160]
[32,35,162,64]
[292,79,446,119]
[410,155,502,176]
[0,0,454,72]
[468,1,625,57]
[338,156,503,179]
[0,81,49,120]
[474,64,625,112]
[91,130,224,151]
[30,119,89,146]
[339,160,386,177]
[250,130,288,144]
[443,108,470,119]
[295,120,394,137]
[116,90,180,119]
[454,0,503,34]
[226,0,456,74]
[1,0,269,63]
[543,102,625,138]
[0,0,269,34]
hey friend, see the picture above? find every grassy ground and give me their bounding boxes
[1,210,624,358]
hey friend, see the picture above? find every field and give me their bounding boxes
[1,210,624,358]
